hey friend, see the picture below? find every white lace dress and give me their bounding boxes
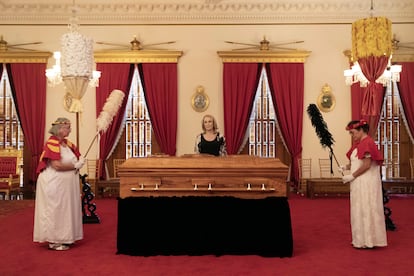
[33,145,83,244]
[349,148,387,248]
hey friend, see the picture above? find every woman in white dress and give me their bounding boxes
[341,119,387,249]
[33,117,85,251]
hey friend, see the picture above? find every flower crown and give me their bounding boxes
[52,119,70,126]
[346,119,368,130]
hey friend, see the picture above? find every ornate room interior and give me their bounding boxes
[0,0,413,198]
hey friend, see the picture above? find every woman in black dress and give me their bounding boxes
[194,114,227,156]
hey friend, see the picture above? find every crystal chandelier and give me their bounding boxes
[343,6,402,87]
[45,3,101,113]
[344,59,402,87]
[46,50,101,88]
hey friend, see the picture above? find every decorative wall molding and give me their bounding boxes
[392,52,414,62]
[94,50,183,63]
[0,51,51,63]
[0,1,413,25]
[344,48,414,63]
[217,50,311,63]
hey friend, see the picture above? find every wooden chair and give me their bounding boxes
[0,148,22,200]
[86,159,100,195]
[88,159,121,198]
[113,158,126,178]
[319,158,333,178]
[297,158,312,196]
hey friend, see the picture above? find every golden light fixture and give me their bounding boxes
[343,3,402,87]
[351,17,392,60]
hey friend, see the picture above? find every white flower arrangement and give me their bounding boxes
[61,31,94,77]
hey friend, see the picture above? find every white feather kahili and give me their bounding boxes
[84,89,125,157]
[96,89,125,133]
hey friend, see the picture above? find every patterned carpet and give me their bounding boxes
[0,200,34,219]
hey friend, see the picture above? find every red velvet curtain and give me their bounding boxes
[140,63,178,156]
[265,63,304,185]
[397,62,414,140]
[350,78,385,137]
[222,63,261,154]
[357,56,388,117]
[350,83,363,120]
[6,63,47,182]
[96,63,134,179]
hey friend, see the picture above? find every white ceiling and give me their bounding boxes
[0,0,413,25]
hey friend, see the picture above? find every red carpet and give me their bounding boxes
[0,194,413,276]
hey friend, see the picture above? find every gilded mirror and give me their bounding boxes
[317,84,336,112]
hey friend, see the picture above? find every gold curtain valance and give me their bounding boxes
[217,50,311,63]
[344,49,414,63]
[0,51,52,63]
[391,52,414,63]
[94,50,183,63]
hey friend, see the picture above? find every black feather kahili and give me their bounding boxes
[306,104,340,175]
[306,104,335,149]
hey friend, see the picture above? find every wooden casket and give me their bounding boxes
[118,154,289,199]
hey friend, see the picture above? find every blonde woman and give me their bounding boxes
[194,114,227,156]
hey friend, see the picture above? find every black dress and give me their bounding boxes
[197,133,226,156]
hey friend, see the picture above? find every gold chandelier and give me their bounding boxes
[344,13,401,87]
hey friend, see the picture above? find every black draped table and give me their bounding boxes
[117,196,293,257]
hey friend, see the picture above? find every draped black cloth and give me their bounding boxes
[117,196,293,257]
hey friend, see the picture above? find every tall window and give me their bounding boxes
[124,65,152,158]
[0,66,24,150]
[247,68,277,157]
[376,82,403,179]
